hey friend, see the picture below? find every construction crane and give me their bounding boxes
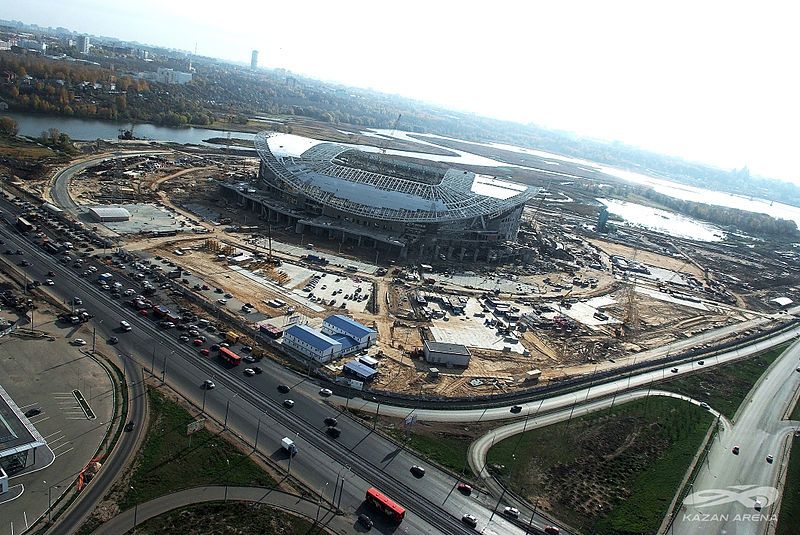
[380,113,402,154]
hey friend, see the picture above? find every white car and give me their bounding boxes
[217,298,228,305]
[124,288,136,296]
[462,513,478,528]
[244,368,256,376]
[72,338,87,346]
[503,506,520,518]
[44,279,54,286]
[283,399,295,408]
[203,379,215,390]
[319,388,333,397]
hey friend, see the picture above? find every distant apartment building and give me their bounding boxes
[0,40,10,51]
[251,50,258,70]
[77,35,90,54]
[135,68,193,85]
[16,39,46,52]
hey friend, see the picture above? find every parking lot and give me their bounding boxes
[0,312,114,535]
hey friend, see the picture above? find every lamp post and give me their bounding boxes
[201,380,211,414]
[316,482,329,523]
[224,393,239,430]
[161,350,173,383]
[44,481,62,523]
[131,485,138,532]
[91,319,103,353]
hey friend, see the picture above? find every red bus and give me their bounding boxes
[219,347,242,366]
[365,487,405,523]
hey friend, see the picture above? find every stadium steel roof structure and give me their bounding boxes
[255,132,537,223]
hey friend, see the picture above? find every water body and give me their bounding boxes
[599,198,725,242]
[5,111,255,146]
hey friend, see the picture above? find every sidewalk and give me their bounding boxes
[91,486,355,535]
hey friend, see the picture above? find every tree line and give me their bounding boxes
[586,182,799,239]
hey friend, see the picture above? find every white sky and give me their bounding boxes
[6,0,800,184]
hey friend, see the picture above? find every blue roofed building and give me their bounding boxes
[343,360,378,381]
[283,324,342,363]
[330,334,360,357]
[322,315,377,349]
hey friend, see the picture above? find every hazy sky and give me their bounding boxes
[6,1,800,184]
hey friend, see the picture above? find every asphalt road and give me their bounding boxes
[0,199,520,534]
[354,322,800,424]
[466,389,729,524]
[50,152,169,216]
[672,339,800,535]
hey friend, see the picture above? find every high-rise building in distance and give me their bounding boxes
[251,49,258,70]
[77,35,90,55]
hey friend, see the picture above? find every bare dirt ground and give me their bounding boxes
[588,237,705,279]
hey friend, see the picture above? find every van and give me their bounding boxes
[120,320,132,331]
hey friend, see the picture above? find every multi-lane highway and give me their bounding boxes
[672,339,800,535]
[7,167,800,535]
[0,196,524,534]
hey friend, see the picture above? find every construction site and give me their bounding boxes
[19,129,798,399]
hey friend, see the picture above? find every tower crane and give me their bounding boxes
[380,113,402,154]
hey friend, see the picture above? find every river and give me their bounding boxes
[4,111,255,146]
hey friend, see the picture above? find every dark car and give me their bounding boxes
[324,417,338,427]
[357,514,373,529]
[24,408,42,418]
[278,384,290,393]
[124,421,135,432]
[108,336,119,344]
[457,482,472,495]
[510,405,523,413]
[410,465,426,478]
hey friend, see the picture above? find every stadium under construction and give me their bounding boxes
[223,132,538,261]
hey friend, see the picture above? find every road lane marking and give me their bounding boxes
[54,447,73,458]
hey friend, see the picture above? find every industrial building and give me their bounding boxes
[423,340,471,367]
[282,324,342,363]
[87,205,131,222]
[223,132,537,261]
[0,383,47,476]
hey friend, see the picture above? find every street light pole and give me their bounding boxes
[131,486,138,532]
[254,415,262,451]
[224,394,238,430]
